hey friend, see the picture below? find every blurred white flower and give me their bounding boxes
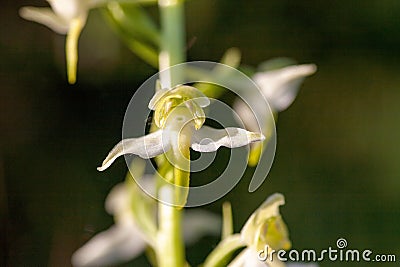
[19,0,110,83]
[233,64,316,165]
[240,193,291,252]
[71,180,150,267]
[253,64,317,113]
[97,85,265,171]
[287,264,319,267]
[229,249,319,267]
[234,64,316,133]
[20,0,92,35]
[228,248,269,267]
[72,180,221,267]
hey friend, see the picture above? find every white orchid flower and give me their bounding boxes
[228,248,284,267]
[19,0,106,84]
[97,85,265,172]
[287,264,319,267]
[227,193,291,267]
[234,64,316,132]
[233,64,316,165]
[253,64,317,113]
[240,193,291,253]
[229,249,319,267]
[72,180,221,267]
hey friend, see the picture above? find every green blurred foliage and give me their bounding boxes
[1,0,400,266]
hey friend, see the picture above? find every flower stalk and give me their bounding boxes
[157,0,187,266]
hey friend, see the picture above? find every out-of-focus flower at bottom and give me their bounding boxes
[71,180,221,267]
[228,248,319,267]
[227,193,290,267]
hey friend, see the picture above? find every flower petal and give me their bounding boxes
[232,95,268,133]
[71,224,147,267]
[228,248,268,267]
[287,264,319,267]
[191,126,265,152]
[97,130,170,171]
[252,193,285,222]
[105,183,129,215]
[47,0,88,21]
[105,176,155,218]
[19,7,69,34]
[241,194,291,252]
[253,64,316,112]
[148,88,169,110]
[183,210,221,245]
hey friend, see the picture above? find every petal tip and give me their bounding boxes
[299,63,317,76]
[97,166,105,172]
[18,7,30,18]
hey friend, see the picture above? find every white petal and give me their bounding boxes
[47,0,88,21]
[229,248,287,267]
[71,224,146,267]
[148,88,169,110]
[19,7,69,34]
[254,193,285,221]
[105,183,130,216]
[233,97,267,133]
[228,248,268,267]
[105,177,155,217]
[183,210,221,245]
[191,126,265,152]
[240,194,288,251]
[287,264,319,267]
[241,194,285,235]
[253,64,316,112]
[97,130,170,171]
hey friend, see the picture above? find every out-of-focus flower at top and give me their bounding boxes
[97,85,265,172]
[19,0,105,84]
[252,64,317,113]
[234,62,316,165]
[71,178,221,267]
[19,0,156,83]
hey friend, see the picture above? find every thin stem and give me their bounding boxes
[158,183,185,267]
[157,1,187,267]
[222,202,233,239]
[158,0,186,87]
[203,234,245,267]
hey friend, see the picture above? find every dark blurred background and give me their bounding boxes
[1,0,400,266]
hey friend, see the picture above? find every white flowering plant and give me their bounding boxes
[20,1,316,266]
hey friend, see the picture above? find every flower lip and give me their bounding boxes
[148,85,210,110]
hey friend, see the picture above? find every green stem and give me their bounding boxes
[203,234,245,267]
[158,0,186,86]
[157,1,187,267]
[158,191,185,267]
